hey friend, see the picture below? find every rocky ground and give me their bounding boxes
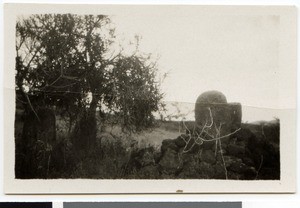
[125,120,280,180]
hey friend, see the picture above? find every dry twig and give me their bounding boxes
[178,107,241,179]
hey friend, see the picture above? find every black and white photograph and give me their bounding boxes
[4,4,296,193]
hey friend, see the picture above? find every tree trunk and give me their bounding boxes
[17,107,56,178]
[86,95,98,149]
[72,93,99,152]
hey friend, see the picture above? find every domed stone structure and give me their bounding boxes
[195,91,242,141]
[196,90,227,104]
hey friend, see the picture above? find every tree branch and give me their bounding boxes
[24,92,40,122]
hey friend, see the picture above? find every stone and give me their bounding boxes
[228,103,242,130]
[158,148,181,175]
[262,120,280,144]
[243,166,257,180]
[223,156,242,168]
[134,147,156,167]
[179,159,201,178]
[243,122,280,175]
[174,135,187,148]
[196,90,228,104]
[138,165,160,179]
[183,137,201,154]
[235,128,255,142]
[213,162,227,179]
[201,140,215,150]
[197,162,215,178]
[228,160,248,174]
[242,157,255,167]
[201,149,216,164]
[195,92,227,130]
[227,171,243,180]
[194,91,242,145]
[125,147,156,173]
[161,139,179,153]
[227,144,245,157]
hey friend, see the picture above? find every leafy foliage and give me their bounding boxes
[109,55,164,132]
[16,14,164,134]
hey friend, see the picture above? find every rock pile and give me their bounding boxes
[155,91,280,179]
[125,91,280,180]
[157,126,279,179]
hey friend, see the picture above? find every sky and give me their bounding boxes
[111,13,280,122]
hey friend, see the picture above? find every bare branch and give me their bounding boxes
[26,45,42,69]
[47,82,78,89]
[195,107,214,136]
[255,155,264,179]
[24,92,40,122]
[46,75,62,88]
[61,75,80,81]
[182,119,191,135]
[201,128,241,142]
[206,107,214,128]
[218,137,228,179]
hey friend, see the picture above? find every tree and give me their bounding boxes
[111,54,163,132]
[16,14,164,151]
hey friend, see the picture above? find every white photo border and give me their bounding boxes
[4,3,297,194]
